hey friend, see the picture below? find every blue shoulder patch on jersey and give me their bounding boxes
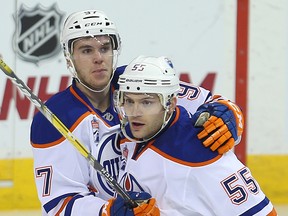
[153,106,219,163]
[31,82,92,145]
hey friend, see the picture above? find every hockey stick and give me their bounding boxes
[0,58,137,207]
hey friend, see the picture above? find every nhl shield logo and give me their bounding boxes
[14,4,64,63]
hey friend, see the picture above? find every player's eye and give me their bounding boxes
[82,48,93,54]
[124,98,134,105]
[141,100,153,107]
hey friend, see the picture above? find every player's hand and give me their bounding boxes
[100,191,160,216]
[192,100,244,154]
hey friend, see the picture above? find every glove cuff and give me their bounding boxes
[101,198,114,216]
[133,198,160,216]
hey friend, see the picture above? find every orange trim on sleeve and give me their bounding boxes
[70,86,95,113]
[267,207,278,216]
[150,145,222,167]
[170,106,180,126]
[31,139,64,148]
[134,140,156,160]
[31,111,91,148]
[71,111,90,131]
[55,195,74,216]
[70,86,112,127]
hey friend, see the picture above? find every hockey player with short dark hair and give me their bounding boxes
[115,55,277,216]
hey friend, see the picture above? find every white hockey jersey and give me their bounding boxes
[118,106,277,216]
[30,66,219,215]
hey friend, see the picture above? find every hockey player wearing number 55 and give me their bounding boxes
[115,55,278,216]
[31,10,245,215]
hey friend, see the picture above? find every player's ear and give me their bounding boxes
[168,97,177,113]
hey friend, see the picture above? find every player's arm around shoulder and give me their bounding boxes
[191,94,244,154]
[177,81,244,154]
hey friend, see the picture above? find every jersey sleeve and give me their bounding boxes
[177,81,212,114]
[31,111,108,215]
[30,87,114,215]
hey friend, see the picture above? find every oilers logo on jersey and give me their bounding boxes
[119,172,145,192]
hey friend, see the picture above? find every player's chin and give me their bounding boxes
[131,130,145,139]
[91,73,110,83]
[89,80,109,90]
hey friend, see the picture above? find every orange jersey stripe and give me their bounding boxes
[70,86,114,128]
[31,111,90,148]
[55,195,74,216]
[267,207,278,216]
[150,145,222,167]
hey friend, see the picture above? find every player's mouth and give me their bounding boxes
[131,121,145,130]
[92,68,107,74]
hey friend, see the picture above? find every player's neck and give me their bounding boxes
[89,92,111,112]
[78,83,111,112]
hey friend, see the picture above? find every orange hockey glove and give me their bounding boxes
[101,191,160,216]
[193,100,244,154]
